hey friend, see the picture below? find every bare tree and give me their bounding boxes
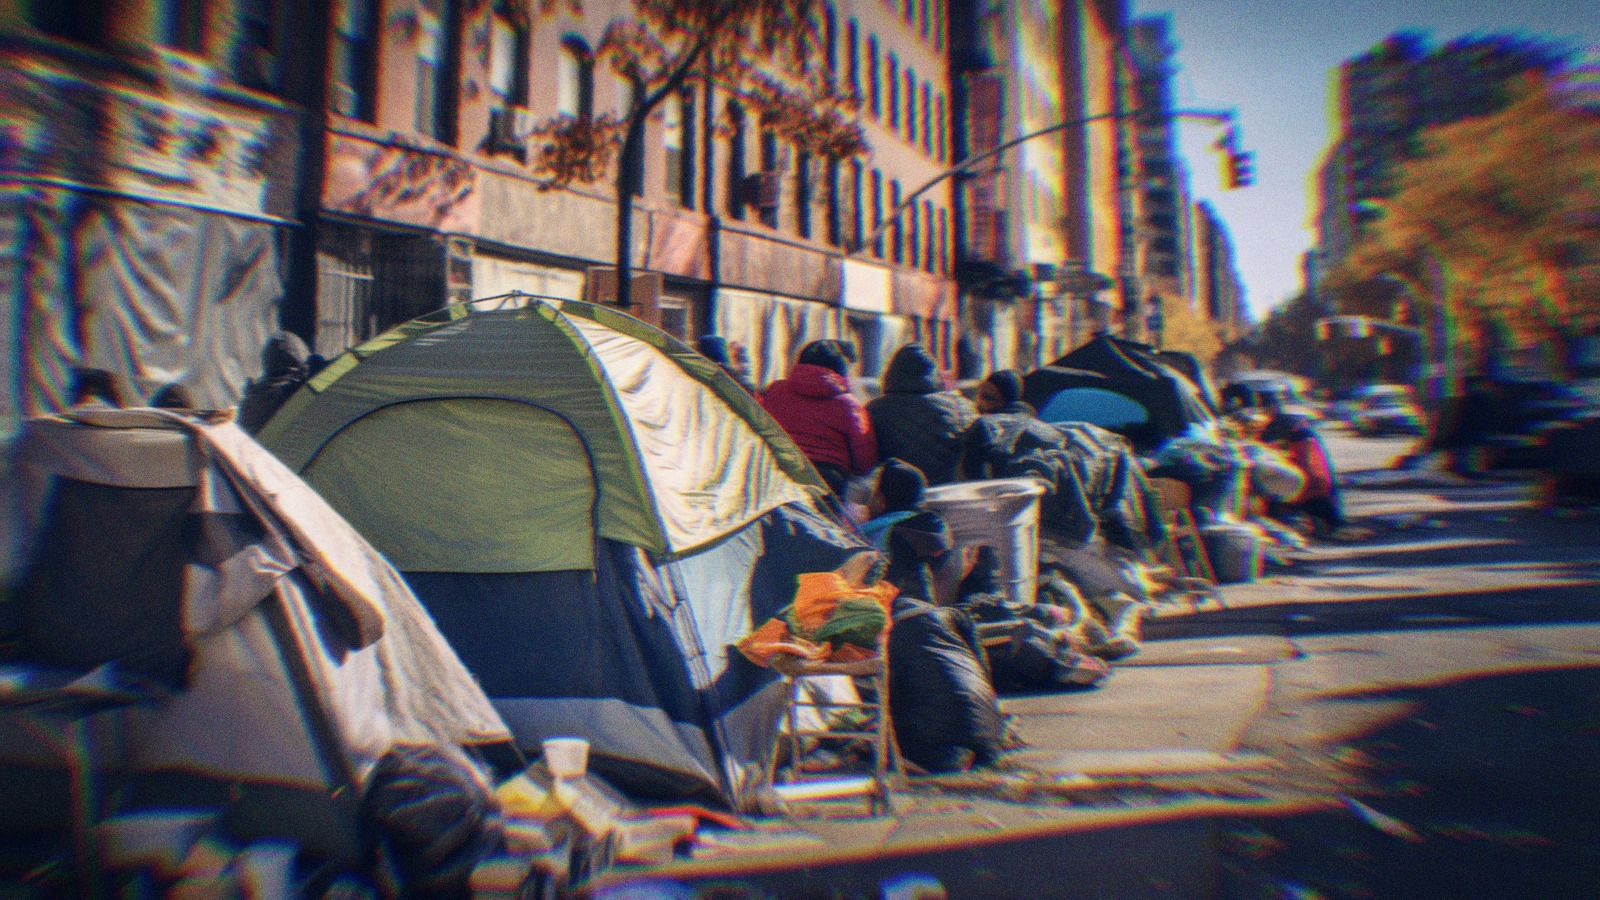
[529,0,867,311]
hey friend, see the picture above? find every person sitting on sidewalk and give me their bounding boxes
[860,459,957,605]
[1260,394,1368,541]
[867,344,978,486]
[961,370,1072,477]
[760,340,878,496]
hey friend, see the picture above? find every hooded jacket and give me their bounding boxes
[867,345,978,486]
[760,363,878,477]
[961,400,1070,481]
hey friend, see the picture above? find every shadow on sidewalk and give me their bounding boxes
[1147,579,1600,643]
[1222,666,1600,899]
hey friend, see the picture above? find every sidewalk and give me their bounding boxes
[586,464,1600,897]
[583,587,1317,897]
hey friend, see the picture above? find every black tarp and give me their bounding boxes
[1022,336,1216,451]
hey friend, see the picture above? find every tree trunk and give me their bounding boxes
[615,113,646,310]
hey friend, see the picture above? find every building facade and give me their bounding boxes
[948,0,1133,374]
[1191,200,1246,342]
[311,0,960,388]
[3,0,1253,447]
[1314,32,1569,293]
[1127,14,1194,334]
[1,0,314,439]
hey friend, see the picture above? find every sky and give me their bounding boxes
[1129,0,1600,320]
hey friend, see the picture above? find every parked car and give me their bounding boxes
[1457,378,1598,469]
[1223,373,1323,421]
[1350,385,1427,437]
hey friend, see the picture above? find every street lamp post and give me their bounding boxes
[851,107,1239,260]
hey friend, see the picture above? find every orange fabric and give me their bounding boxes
[735,617,826,668]
[791,571,898,634]
[737,571,899,669]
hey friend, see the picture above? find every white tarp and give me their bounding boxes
[713,288,844,389]
[471,254,585,302]
[4,409,508,780]
[0,186,283,443]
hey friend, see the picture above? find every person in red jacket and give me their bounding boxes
[760,340,878,495]
[1260,395,1368,540]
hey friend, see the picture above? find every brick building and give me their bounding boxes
[311,0,959,387]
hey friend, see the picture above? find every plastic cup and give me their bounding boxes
[542,737,590,779]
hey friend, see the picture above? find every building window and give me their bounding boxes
[826,158,842,247]
[867,37,880,119]
[758,128,780,228]
[847,19,860,97]
[921,82,933,155]
[870,168,883,258]
[234,0,281,90]
[556,37,594,120]
[415,0,459,143]
[908,200,920,269]
[161,0,206,53]
[923,200,936,272]
[823,4,838,79]
[934,94,946,161]
[905,70,917,144]
[938,206,949,274]
[726,101,746,220]
[330,0,377,120]
[849,160,865,251]
[664,89,695,207]
[920,0,931,40]
[887,54,899,130]
[623,76,645,195]
[28,0,98,43]
[488,2,529,108]
[890,179,903,264]
[934,0,945,49]
[903,0,914,23]
[796,150,813,238]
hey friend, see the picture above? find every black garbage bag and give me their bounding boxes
[983,620,1110,693]
[361,744,506,899]
[887,597,1004,773]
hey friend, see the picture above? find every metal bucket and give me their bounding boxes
[1201,522,1265,584]
[922,477,1047,608]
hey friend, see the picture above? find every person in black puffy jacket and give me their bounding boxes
[867,344,977,486]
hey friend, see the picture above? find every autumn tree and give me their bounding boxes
[529,0,866,310]
[1337,78,1600,375]
[1153,295,1224,367]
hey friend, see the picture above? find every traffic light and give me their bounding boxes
[1226,151,1255,189]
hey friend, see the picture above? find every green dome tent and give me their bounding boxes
[259,296,866,809]
[261,296,826,572]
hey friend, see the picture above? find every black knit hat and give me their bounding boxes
[985,369,1024,405]
[797,340,854,376]
[875,458,927,512]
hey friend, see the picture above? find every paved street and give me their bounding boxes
[595,426,1600,898]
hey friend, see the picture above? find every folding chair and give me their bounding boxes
[1148,477,1223,610]
[770,645,901,816]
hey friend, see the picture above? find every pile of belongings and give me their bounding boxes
[961,415,1172,660]
[736,565,896,669]
[734,557,1011,776]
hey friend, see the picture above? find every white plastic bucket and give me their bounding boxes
[922,477,1046,608]
[1201,523,1265,584]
